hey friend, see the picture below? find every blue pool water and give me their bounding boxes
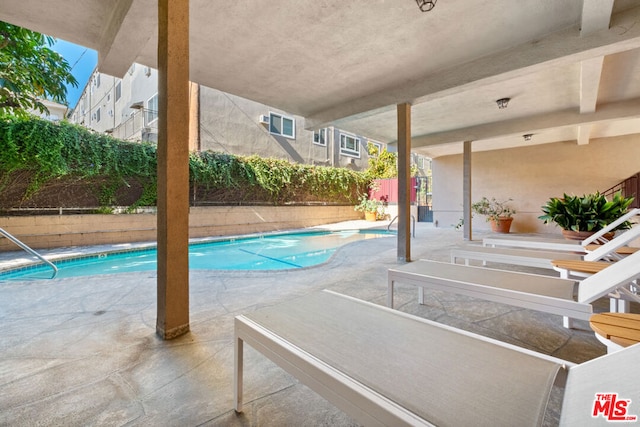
[0,230,392,280]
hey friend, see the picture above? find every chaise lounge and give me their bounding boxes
[388,249,640,328]
[234,290,640,426]
[452,224,640,271]
[482,208,640,253]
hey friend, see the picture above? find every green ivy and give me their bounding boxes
[0,115,370,210]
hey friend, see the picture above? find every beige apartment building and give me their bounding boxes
[68,65,431,173]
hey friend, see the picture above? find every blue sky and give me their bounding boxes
[51,39,98,109]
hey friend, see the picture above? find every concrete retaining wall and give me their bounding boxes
[0,205,362,251]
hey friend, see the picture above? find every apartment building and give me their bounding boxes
[68,65,410,171]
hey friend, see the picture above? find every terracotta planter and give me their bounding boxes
[489,217,513,233]
[561,230,615,241]
[364,211,377,222]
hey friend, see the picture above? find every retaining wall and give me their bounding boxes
[0,205,362,252]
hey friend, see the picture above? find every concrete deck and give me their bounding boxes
[0,221,629,426]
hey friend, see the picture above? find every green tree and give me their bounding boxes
[0,22,77,117]
[364,142,397,180]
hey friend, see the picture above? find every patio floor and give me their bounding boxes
[0,221,625,426]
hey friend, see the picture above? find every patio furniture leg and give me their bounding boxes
[563,316,574,329]
[618,299,629,313]
[387,279,395,308]
[234,334,244,413]
[418,286,424,305]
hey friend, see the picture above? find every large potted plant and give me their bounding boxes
[471,197,516,233]
[538,191,634,240]
[354,194,384,221]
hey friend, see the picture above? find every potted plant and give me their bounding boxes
[354,194,384,221]
[538,191,634,240]
[471,197,516,233]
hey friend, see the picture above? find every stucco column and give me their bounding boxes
[397,103,411,262]
[156,0,190,339]
[188,82,200,151]
[463,141,472,241]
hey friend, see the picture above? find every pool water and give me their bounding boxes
[0,230,392,280]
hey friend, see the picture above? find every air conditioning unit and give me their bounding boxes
[259,114,270,125]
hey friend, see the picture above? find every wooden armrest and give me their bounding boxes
[550,259,612,274]
[585,244,639,255]
[590,313,640,347]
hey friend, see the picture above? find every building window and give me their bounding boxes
[95,108,101,123]
[146,93,158,125]
[340,133,360,157]
[95,73,101,88]
[269,112,295,138]
[313,128,327,146]
[115,82,121,101]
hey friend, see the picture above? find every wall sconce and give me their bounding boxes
[415,0,437,12]
[523,134,533,141]
[496,98,510,109]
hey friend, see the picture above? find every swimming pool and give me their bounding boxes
[0,229,393,280]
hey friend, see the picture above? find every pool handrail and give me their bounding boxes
[388,215,416,238]
[0,227,58,279]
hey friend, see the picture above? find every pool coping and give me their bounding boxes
[0,222,395,278]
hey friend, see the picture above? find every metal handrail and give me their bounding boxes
[0,227,58,278]
[387,215,416,238]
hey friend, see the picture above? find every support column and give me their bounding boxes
[156,0,190,340]
[188,82,200,152]
[397,103,412,262]
[463,141,472,241]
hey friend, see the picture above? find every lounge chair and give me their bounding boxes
[482,208,640,252]
[234,290,640,426]
[454,224,640,270]
[388,249,640,328]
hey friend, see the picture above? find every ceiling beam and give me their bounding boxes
[306,4,640,129]
[573,0,614,146]
[580,0,614,35]
[576,124,592,145]
[579,56,604,114]
[98,0,156,77]
[411,97,640,148]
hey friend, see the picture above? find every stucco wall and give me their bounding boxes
[198,86,374,169]
[0,205,362,252]
[432,135,640,235]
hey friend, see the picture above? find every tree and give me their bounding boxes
[0,21,77,118]
[364,142,397,180]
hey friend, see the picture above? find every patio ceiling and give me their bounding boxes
[2,0,640,158]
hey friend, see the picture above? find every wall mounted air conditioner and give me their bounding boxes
[259,114,270,125]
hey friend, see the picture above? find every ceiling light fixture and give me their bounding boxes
[415,0,437,12]
[523,134,533,141]
[496,98,510,109]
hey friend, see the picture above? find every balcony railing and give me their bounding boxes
[602,172,640,209]
[110,109,158,142]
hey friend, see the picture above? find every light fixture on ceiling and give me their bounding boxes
[523,134,533,141]
[415,0,437,12]
[496,98,510,109]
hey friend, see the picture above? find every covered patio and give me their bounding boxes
[0,223,609,425]
[3,0,640,337]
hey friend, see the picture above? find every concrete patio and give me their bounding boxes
[0,222,624,426]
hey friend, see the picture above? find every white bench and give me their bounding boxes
[234,290,640,426]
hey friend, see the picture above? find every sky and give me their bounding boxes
[51,39,98,109]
